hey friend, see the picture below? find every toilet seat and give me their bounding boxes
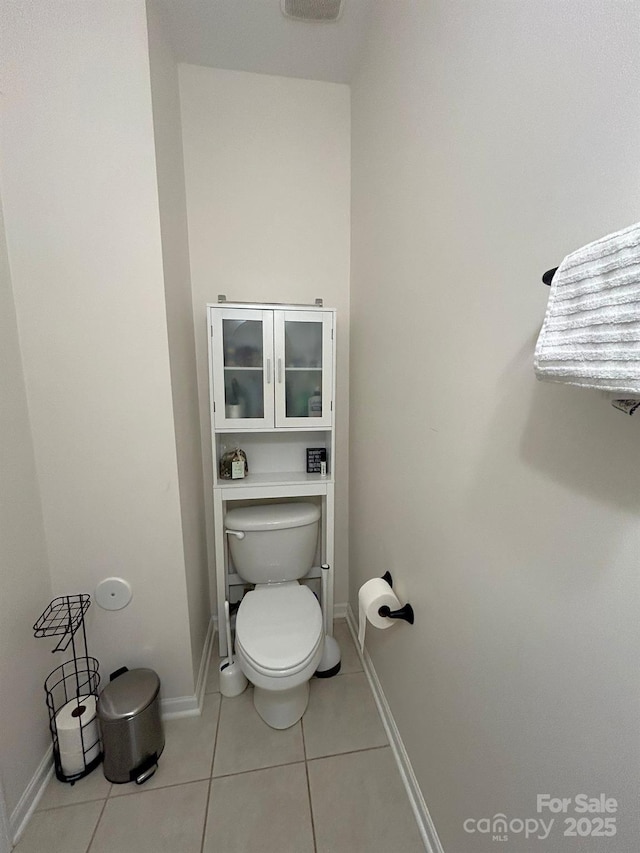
[236,583,323,677]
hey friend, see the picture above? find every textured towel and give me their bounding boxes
[534,221,640,393]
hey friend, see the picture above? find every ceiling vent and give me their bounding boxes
[281,0,344,22]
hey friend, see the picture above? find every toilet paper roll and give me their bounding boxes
[55,695,100,776]
[59,742,101,776]
[357,577,401,651]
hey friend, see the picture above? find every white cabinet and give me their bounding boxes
[207,302,337,656]
[209,306,333,430]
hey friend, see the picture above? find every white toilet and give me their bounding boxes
[225,502,324,729]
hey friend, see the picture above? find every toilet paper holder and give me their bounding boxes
[379,572,414,625]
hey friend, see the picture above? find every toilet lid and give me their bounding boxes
[236,584,323,673]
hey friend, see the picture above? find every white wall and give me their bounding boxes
[0,0,195,699]
[146,0,210,682]
[0,194,53,821]
[0,783,9,853]
[350,2,640,851]
[179,66,351,606]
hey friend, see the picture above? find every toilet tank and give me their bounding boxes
[225,502,320,583]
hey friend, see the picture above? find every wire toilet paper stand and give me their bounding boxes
[33,594,102,784]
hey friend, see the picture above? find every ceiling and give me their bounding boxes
[157,0,373,84]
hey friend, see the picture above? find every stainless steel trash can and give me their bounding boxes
[97,667,164,784]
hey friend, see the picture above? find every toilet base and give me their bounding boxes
[253,681,310,730]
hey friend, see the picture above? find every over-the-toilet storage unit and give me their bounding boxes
[207,301,336,657]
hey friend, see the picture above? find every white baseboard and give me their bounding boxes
[161,617,216,720]
[160,695,200,718]
[10,745,54,845]
[195,617,216,713]
[346,605,445,853]
[333,601,348,619]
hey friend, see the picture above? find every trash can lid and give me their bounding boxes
[97,668,160,722]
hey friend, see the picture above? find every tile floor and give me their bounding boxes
[17,620,425,853]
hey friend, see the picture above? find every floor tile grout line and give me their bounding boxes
[36,794,108,814]
[306,743,390,764]
[84,795,109,853]
[304,763,318,853]
[301,713,308,762]
[107,777,212,800]
[36,745,388,809]
[200,774,215,853]
[211,756,307,781]
[208,693,224,778]
[301,718,318,853]
[201,665,225,853]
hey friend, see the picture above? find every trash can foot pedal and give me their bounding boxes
[135,762,158,785]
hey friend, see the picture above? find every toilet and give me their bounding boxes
[225,502,324,729]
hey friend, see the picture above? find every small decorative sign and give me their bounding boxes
[306,447,327,474]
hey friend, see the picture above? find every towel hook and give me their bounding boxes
[542,267,558,286]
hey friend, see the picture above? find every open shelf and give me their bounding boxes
[214,430,331,488]
[218,471,331,488]
[34,595,91,651]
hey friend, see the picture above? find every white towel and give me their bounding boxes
[534,221,640,394]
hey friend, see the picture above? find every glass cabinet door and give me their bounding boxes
[210,308,274,429]
[273,310,333,428]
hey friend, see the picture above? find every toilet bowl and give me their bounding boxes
[225,501,323,728]
[235,582,324,729]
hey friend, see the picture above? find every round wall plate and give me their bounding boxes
[95,577,133,611]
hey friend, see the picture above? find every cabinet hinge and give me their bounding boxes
[331,327,334,340]
[331,401,333,411]
[213,402,216,412]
